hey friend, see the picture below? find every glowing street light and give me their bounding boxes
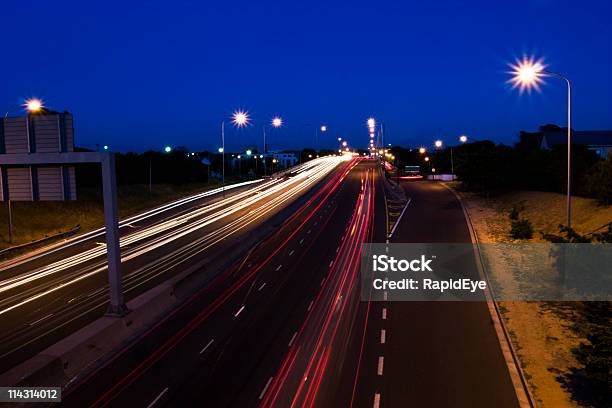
[434,139,443,148]
[271,116,282,128]
[218,147,224,153]
[367,118,376,128]
[419,147,426,154]
[164,146,172,153]
[424,156,430,162]
[246,149,252,156]
[24,98,43,113]
[459,135,468,143]
[320,125,327,132]
[232,110,250,127]
[337,137,342,142]
[342,141,348,147]
[508,54,573,228]
[103,145,109,151]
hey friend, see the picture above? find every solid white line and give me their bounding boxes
[377,356,384,375]
[289,250,295,256]
[234,305,245,317]
[307,300,314,311]
[199,339,214,354]
[258,282,266,291]
[259,377,274,400]
[388,198,412,238]
[29,314,53,326]
[382,308,387,320]
[380,329,386,344]
[146,387,168,408]
[288,331,298,347]
[275,264,283,271]
[373,392,381,408]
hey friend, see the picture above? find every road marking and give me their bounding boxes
[29,314,53,326]
[382,308,387,320]
[199,339,214,354]
[307,300,314,311]
[259,377,274,400]
[380,329,386,344]
[94,242,105,246]
[126,223,138,228]
[288,331,298,347]
[329,260,333,267]
[234,305,245,317]
[258,282,266,291]
[336,246,340,253]
[276,264,283,271]
[146,387,168,408]
[307,229,311,234]
[383,291,388,301]
[299,238,304,244]
[377,356,384,375]
[388,198,412,238]
[373,392,381,408]
[289,250,295,256]
[321,277,325,286]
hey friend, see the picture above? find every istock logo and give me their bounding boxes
[372,255,434,272]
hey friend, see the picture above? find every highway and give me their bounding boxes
[0,156,349,371]
[61,159,378,407]
[340,180,520,408]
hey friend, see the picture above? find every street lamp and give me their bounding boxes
[459,135,468,143]
[164,146,172,153]
[419,147,426,154]
[24,98,43,113]
[434,139,443,149]
[509,55,573,229]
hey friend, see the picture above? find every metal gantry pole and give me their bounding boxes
[101,153,128,316]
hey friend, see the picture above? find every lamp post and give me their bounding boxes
[509,56,572,229]
[220,110,250,196]
[263,116,283,176]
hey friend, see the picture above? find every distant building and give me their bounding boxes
[272,151,298,168]
[0,113,77,201]
[520,125,612,159]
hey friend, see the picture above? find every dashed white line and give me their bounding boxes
[307,229,311,234]
[288,331,298,347]
[329,260,334,267]
[259,377,274,400]
[383,291,388,301]
[199,339,214,354]
[377,356,384,375]
[258,282,266,291]
[289,250,295,256]
[320,277,326,286]
[275,264,283,271]
[380,329,386,344]
[382,308,387,320]
[307,300,314,311]
[373,392,381,408]
[146,387,168,408]
[299,238,304,244]
[234,305,245,317]
[335,246,340,253]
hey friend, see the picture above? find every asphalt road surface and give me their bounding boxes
[0,157,347,371]
[343,180,520,408]
[61,159,377,407]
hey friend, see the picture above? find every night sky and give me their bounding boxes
[2,0,611,152]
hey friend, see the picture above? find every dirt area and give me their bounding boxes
[0,182,220,251]
[455,186,612,408]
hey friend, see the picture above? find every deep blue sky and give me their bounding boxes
[2,0,611,152]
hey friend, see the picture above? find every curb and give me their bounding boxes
[441,182,536,408]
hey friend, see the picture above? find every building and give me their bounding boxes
[272,151,298,168]
[0,113,77,201]
[521,125,612,159]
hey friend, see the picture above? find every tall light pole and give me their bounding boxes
[509,55,573,229]
[264,116,283,176]
[220,110,250,195]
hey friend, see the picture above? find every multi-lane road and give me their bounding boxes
[1,158,521,407]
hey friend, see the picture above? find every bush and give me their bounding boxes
[510,219,533,239]
[582,157,612,205]
[509,202,525,221]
